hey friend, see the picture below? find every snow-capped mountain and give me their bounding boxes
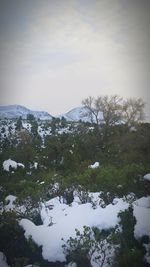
[0,105,53,120]
[58,107,89,121]
[0,105,104,122]
[58,106,103,122]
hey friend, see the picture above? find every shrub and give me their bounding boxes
[113,207,148,267]
[62,226,116,267]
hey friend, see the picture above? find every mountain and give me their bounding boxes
[58,106,103,122]
[0,105,53,120]
[0,105,104,122]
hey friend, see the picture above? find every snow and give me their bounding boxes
[17,163,25,168]
[1,192,149,266]
[3,194,27,214]
[57,127,71,134]
[34,162,38,169]
[3,159,24,172]
[89,162,100,169]
[22,122,32,132]
[39,181,45,185]
[19,194,150,265]
[144,243,150,264]
[0,252,10,267]
[5,195,17,211]
[134,205,150,238]
[134,196,150,208]
[69,149,73,154]
[59,106,103,122]
[3,159,17,171]
[133,196,150,264]
[65,263,77,267]
[38,125,51,138]
[143,173,150,181]
[0,104,52,120]
[20,196,128,263]
[133,197,150,239]
[0,121,16,139]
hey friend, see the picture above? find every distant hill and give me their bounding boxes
[58,106,103,122]
[0,105,53,120]
[0,105,104,122]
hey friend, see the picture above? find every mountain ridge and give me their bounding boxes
[0,104,99,122]
[0,104,53,120]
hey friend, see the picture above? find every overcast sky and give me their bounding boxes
[0,0,150,117]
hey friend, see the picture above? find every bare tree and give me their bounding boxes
[82,95,145,129]
[82,96,101,125]
[82,95,122,128]
[122,98,145,127]
[96,95,122,127]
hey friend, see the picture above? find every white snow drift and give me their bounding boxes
[20,196,129,263]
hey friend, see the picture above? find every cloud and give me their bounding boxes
[0,0,149,116]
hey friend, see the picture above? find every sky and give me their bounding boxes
[0,0,150,118]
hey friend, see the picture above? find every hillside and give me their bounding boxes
[58,106,103,122]
[0,105,53,120]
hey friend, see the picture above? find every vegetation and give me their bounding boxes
[62,226,115,267]
[82,95,145,129]
[112,207,149,267]
[0,96,149,266]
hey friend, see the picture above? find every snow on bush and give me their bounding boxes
[18,194,150,265]
[34,162,38,169]
[143,173,150,181]
[133,196,150,264]
[20,196,129,263]
[88,162,99,169]
[133,196,150,238]
[5,195,17,211]
[0,252,10,267]
[65,263,77,267]
[144,243,150,264]
[3,159,24,172]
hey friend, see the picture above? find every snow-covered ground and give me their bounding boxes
[1,190,150,266]
[0,119,74,142]
[0,120,16,139]
[17,193,150,266]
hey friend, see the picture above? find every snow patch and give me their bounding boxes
[34,162,38,169]
[0,252,10,267]
[5,195,17,211]
[144,243,150,264]
[143,173,150,181]
[133,197,150,239]
[3,159,25,172]
[88,162,100,169]
[134,196,150,208]
[20,196,128,263]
